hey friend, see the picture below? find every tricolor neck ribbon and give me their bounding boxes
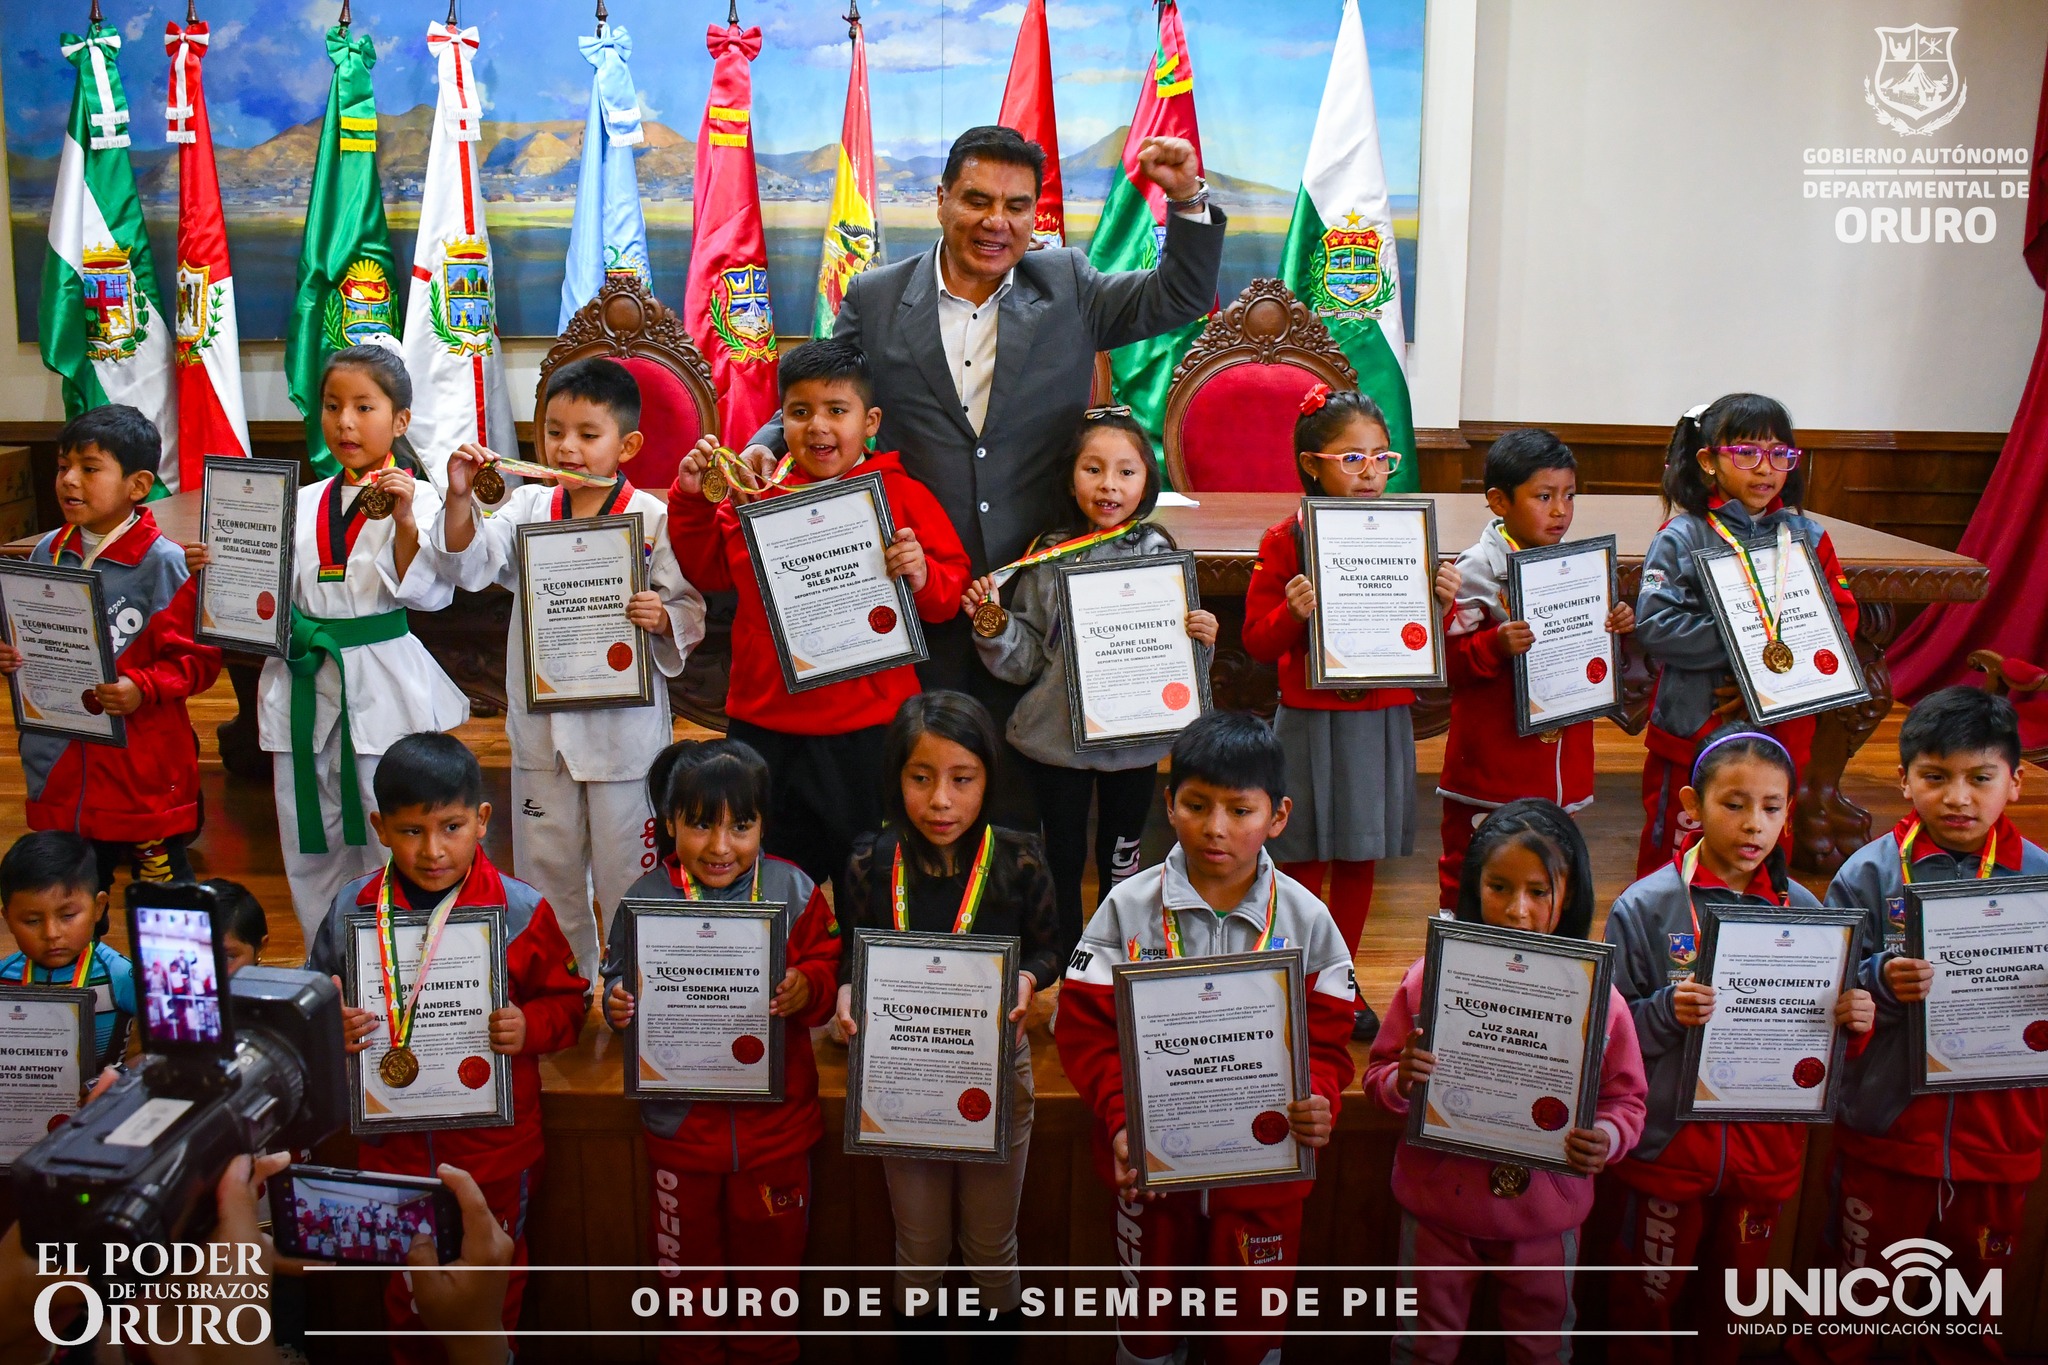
[1497,521,1524,554]
[51,514,140,571]
[487,455,616,488]
[17,948,95,989]
[893,827,995,934]
[1899,817,1998,886]
[709,447,801,499]
[989,522,1135,591]
[675,858,763,902]
[551,476,634,521]
[1160,870,1278,960]
[1680,840,1785,923]
[1708,516,1792,656]
[318,459,394,582]
[373,864,464,1053]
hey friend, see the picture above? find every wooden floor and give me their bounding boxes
[7,678,2041,1015]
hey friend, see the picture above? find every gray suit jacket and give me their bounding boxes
[751,208,1228,573]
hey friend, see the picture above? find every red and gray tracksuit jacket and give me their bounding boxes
[1604,848,1822,1202]
[666,451,971,736]
[1438,519,1596,812]
[599,854,841,1170]
[1241,515,1412,715]
[1056,846,1358,1209]
[1634,495,1858,767]
[22,512,222,842]
[306,850,589,1185]
[1828,816,2048,1183]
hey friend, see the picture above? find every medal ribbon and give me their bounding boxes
[317,458,394,583]
[372,864,463,1053]
[710,447,801,498]
[1708,516,1792,658]
[51,513,141,570]
[892,827,995,934]
[1898,817,1998,886]
[1680,839,1786,927]
[486,455,616,488]
[550,476,635,521]
[7,947,94,988]
[1158,871,1279,959]
[1497,521,1523,554]
[674,858,764,902]
[988,522,1135,591]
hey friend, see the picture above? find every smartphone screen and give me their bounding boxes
[271,1167,458,1265]
[133,903,228,1048]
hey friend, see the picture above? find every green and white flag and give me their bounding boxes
[1279,0,1416,492]
[40,24,179,492]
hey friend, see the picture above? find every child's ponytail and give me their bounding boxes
[1661,393,1800,517]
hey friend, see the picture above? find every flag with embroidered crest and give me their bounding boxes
[286,22,400,478]
[559,22,652,329]
[165,18,249,488]
[684,22,780,446]
[1278,0,1416,491]
[402,21,514,489]
[811,16,880,339]
[40,21,179,493]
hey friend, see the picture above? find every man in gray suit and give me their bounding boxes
[740,124,1226,704]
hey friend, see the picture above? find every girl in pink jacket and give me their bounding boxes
[1367,799,1648,1365]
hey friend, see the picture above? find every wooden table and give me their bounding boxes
[11,491,1986,875]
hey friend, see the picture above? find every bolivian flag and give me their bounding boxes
[812,18,881,339]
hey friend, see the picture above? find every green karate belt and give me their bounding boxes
[288,606,409,854]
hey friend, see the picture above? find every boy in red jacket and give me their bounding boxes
[601,738,840,1365]
[1057,712,1356,1365]
[1438,428,1633,907]
[307,732,588,1363]
[671,339,971,894]
[0,406,221,905]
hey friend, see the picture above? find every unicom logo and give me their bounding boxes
[1726,1238,2000,1320]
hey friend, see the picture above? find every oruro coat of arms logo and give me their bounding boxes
[1309,214,1396,320]
[1865,25,1967,137]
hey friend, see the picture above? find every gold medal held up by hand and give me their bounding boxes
[473,463,506,504]
[701,461,729,503]
[972,597,1009,638]
[378,1045,420,1089]
[354,481,396,520]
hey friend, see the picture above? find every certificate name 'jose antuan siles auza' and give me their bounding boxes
[1684,911,1857,1119]
[740,473,924,693]
[848,933,1012,1159]
[627,904,781,1100]
[0,988,88,1166]
[518,515,652,711]
[1415,922,1609,1170]
[1912,877,2048,1092]
[197,455,296,656]
[348,912,510,1131]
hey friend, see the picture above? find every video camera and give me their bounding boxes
[12,882,348,1268]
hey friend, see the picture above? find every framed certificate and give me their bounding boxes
[0,560,125,747]
[1507,535,1623,736]
[1057,552,1210,751]
[1410,919,1614,1174]
[516,513,655,712]
[195,455,298,657]
[737,471,928,694]
[1691,533,1869,726]
[1301,496,1445,690]
[1906,876,2048,1094]
[342,906,514,1134]
[1677,906,1862,1122]
[621,900,787,1102]
[0,985,93,1169]
[1114,950,1315,1193]
[844,929,1018,1162]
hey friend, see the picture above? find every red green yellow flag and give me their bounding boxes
[812,18,880,339]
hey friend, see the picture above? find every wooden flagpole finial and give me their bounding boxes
[845,0,859,37]
[88,0,102,25]
[337,0,351,31]
[728,0,739,27]
[446,0,458,25]
[595,0,606,35]
[188,0,198,25]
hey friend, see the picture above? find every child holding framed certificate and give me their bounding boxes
[599,739,841,1362]
[1634,393,1859,878]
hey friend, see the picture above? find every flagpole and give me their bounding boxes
[845,0,860,38]
[88,0,100,23]
[595,0,606,37]
[337,0,350,32]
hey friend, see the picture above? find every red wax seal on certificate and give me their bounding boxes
[256,591,276,621]
[1793,1057,1826,1088]
[45,1113,68,1133]
[2025,1021,2048,1052]
[1586,656,1608,684]
[1401,622,1428,650]
[457,1056,492,1090]
[1251,1110,1289,1146]
[80,690,103,715]
[868,605,897,634]
[1531,1096,1569,1131]
[1814,649,1839,676]
[731,1035,765,1064]
[1162,681,1192,710]
[606,642,633,672]
[957,1088,992,1122]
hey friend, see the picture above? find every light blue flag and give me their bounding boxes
[558,25,652,329]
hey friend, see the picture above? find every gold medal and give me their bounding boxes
[1489,1163,1531,1199]
[378,1045,420,1089]
[354,482,396,520]
[1762,639,1795,674]
[701,462,729,503]
[971,598,1009,638]
[473,464,506,504]
[1540,729,1563,744]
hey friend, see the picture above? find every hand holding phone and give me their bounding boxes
[267,1165,462,1266]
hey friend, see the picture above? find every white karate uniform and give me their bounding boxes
[259,476,470,938]
[427,481,706,979]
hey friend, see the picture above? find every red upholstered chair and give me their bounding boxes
[535,276,717,493]
[1161,278,1358,493]
[1967,650,2048,765]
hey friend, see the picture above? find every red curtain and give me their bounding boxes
[1890,42,2048,699]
